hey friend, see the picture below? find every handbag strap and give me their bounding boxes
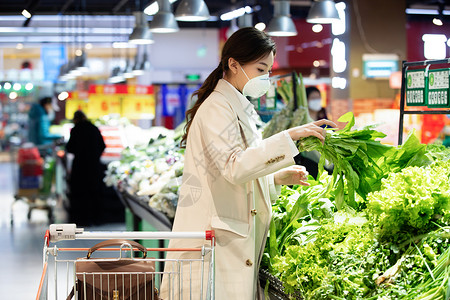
[87,239,147,258]
[66,287,74,300]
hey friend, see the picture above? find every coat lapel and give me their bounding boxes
[214,79,270,212]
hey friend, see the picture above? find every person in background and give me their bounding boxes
[66,110,106,226]
[160,27,336,299]
[306,86,328,121]
[28,97,61,146]
[295,86,332,179]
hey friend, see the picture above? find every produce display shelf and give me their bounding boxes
[114,185,173,232]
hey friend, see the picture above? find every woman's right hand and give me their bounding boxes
[287,119,337,142]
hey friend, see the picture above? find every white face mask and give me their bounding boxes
[308,98,322,112]
[47,109,55,121]
[240,66,270,98]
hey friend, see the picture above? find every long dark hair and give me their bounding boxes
[180,27,276,148]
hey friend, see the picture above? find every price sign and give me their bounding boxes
[88,95,121,118]
[427,69,450,108]
[121,94,155,119]
[405,70,426,106]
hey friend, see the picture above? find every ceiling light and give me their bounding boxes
[75,51,89,72]
[255,22,266,31]
[307,0,340,24]
[22,9,32,19]
[69,69,83,77]
[220,6,252,21]
[9,92,18,100]
[58,92,69,101]
[113,42,136,48]
[433,4,445,26]
[267,1,297,37]
[3,82,11,90]
[312,24,323,32]
[175,0,210,21]
[25,83,33,90]
[85,43,93,50]
[123,58,134,79]
[109,67,125,83]
[16,43,24,50]
[129,12,154,44]
[433,17,443,26]
[132,52,150,76]
[144,0,177,16]
[13,83,21,91]
[149,0,179,33]
[405,8,450,15]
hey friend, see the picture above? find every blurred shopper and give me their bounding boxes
[28,97,61,146]
[306,86,328,121]
[295,87,332,179]
[66,110,106,225]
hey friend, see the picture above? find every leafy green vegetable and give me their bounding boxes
[298,112,391,209]
[264,111,450,300]
[367,163,450,240]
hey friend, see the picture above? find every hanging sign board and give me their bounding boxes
[122,94,155,119]
[87,84,155,119]
[88,95,121,118]
[65,100,89,120]
[405,70,427,106]
[65,91,89,120]
[121,85,155,119]
[427,69,450,108]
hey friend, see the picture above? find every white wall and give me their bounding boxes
[144,28,219,84]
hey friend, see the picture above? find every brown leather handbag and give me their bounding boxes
[67,239,160,300]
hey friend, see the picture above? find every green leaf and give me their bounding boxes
[337,111,356,132]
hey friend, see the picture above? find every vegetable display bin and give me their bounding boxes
[427,68,450,108]
[405,69,427,106]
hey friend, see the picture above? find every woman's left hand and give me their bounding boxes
[274,165,310,186]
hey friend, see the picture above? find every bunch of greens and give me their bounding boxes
[298,112,392,210]
[263,73,313,139]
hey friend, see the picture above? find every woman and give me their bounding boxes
[66,110,106,225]
[306,86,328,121]
[160,27,336,299]
[28,97,61,146]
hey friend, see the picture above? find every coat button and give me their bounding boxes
[246,259,253,266]
[250,209,257,216]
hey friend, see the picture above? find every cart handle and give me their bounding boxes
[44,230,50,247]
[48,224,215,244]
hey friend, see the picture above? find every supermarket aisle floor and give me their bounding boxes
[0,160,126,299]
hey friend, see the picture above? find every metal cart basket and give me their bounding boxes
[37,224,215,300]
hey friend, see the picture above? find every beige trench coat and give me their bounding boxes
[160,79,298,299]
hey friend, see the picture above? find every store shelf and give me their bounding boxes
[115,185,172,231]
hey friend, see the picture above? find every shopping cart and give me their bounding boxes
[10,142,66,225]
[36,224,215,300]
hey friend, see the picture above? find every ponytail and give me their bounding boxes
[180,61,223,148]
